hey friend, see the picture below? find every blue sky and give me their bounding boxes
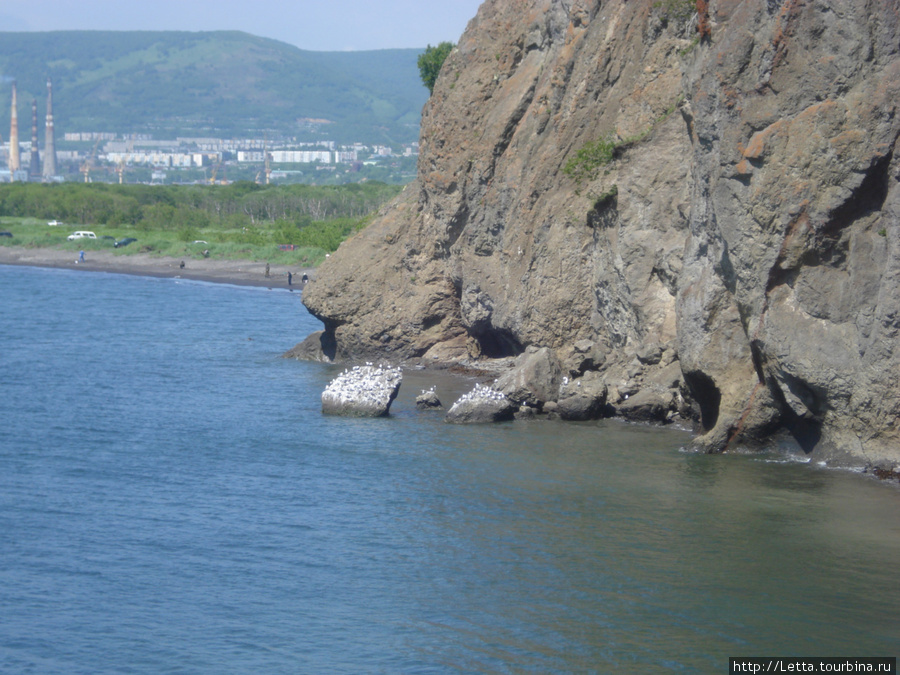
[0,1,484,52]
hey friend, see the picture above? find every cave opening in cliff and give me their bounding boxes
[769,372,825,454]
[319,322,339,361]
[471,327,523,359]
[779,405,823,455]
[682,370,720,433]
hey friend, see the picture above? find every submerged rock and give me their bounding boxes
[445,383,516,424]
[321,363,402,417]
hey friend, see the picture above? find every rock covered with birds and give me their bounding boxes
[321,362,402,417]
[445,383,516,424]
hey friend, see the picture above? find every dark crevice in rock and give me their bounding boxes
[749,339,767,384]
[443,204,470,254]
[586,195,618,228]
[420,314,443,331]
[493,82,537,163]
[719,240,737,295]
[683,370,721,432]
[765,265,800,294]
[817,151,892,255]
[652,264,679,297]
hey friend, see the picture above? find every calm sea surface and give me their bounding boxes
[1,263,898,674]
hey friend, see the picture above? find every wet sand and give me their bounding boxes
[0,246,312,289]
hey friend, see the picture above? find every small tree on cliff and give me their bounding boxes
[418,42,454,95]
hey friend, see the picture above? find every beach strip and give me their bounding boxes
[0,246,312,289]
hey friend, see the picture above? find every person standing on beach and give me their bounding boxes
[287,271,292,286]
[265,262,270,278]
[78,250,85,263]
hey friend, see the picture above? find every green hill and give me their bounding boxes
[0,31,428,144]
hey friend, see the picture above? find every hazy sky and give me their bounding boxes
[0,1,484,52]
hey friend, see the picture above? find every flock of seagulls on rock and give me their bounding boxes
[322,362,402,406]
[448,383,509,412]
[322,365,513,416]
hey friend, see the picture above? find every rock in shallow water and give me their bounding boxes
[445,383,516,424]
[415,387,443,410]
[557,372,608,421]
[494,346,561,408]
[322,363,402,417]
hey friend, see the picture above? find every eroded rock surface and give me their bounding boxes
[303,0,900,465]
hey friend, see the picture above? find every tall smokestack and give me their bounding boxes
[8,82,21,175]
[42,77,57,179]
[29,99,41,180]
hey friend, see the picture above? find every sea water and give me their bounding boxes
[1,264,898,674]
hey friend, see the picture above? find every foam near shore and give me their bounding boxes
[0,245,312,289]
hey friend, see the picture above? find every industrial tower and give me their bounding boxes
[8,82,21,175]
[29,99,41,180]
[42,78,57,179]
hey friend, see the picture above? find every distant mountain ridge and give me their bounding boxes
[0,31,429,143]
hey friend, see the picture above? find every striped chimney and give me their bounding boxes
[8,82,21,174]
[42,77,57,179]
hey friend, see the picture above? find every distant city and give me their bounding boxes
[1,82,420,186]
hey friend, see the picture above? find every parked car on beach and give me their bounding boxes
[48,220,62,226]
[0,231,13,237]
[114,237,137,248]
[67,231,96,241]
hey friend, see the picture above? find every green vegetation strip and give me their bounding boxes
[0,181,402,266]
[563,94,685,191]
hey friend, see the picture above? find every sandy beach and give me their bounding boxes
[0,245,313,289]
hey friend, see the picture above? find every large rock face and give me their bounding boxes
[303,0,900,466]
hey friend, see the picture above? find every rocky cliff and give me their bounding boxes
[301,0,900,466]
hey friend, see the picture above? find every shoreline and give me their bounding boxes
[0,245,312,289]
[4,244,897,480]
